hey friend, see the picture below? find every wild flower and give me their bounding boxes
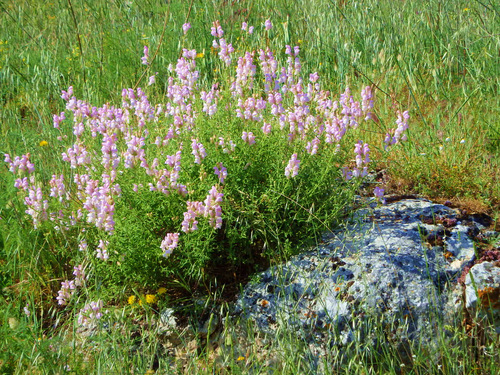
[182,22,191,35]
[191,139,207,164]
[241,131,256,145]
[157,287,167,295]
[141,45,149,65]
[73,264,85,286]
[182,201,204,233]
[161,233,179,257]
[204,185,223,229]
[214,162,227,184]
[145,294,157,304]
[264,19,273,30]
[211,20,224,38]
[148,74,156,86]
[39,140,48,147]
[128,295,136,305]
[96,239,109,260]
[56,280,76,305]
[285,153,300,178]
[374,186,385,204]
[77,300,103,327]
[23,304,30,317]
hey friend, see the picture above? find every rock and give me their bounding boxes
[465,261,500,333]
[232,198,496,366]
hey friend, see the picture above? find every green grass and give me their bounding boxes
[1,0,499,373]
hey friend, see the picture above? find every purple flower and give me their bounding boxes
[96,239,109,260]
[373,186,386,204]
[161,233,179,257]
[241,131,256,145]
[191,139,207,164]
[182,201,204,233]
[141,45,149,65]
[204,186,223,229]
[242,22,247,31]
[148,74,156,86]
[78,300,103,327]
[182,22,191,34]
[214,162,227,184]
[265,19,272,30]
[285,153,300,178]
[211,20,224,38]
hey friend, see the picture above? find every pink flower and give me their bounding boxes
[374,186,386,204]
[214,162,227,184]
[241,131,256,145]
[265,19,272,30]
[182,23,191,34]
[285,153,300,178]
[141,45,149,65]
[161,233,179,257]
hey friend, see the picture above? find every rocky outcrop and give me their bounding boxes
[232,198,499,364]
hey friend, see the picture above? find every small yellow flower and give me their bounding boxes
[196,52,204,59]
[157,287,167,295]
[237,356,245,361]
[145,294,157,304]
[298,39,303,44]
[128,295,136,305]
[39,140,48,147]
[463,8,470,12]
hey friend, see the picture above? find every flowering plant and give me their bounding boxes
[4,21,408,310]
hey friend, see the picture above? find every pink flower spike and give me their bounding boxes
[141,45,149,65]
[213,162,227,184]
[148,73,157,86]
[161,233,179,257]
[374,186,385,204]
[285,153,300,178]
[242,22,247,31]
[182,23,191,34]
[265,19,272,30]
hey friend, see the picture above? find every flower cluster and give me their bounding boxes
[211,20,234,65]
[213,162,227,184]
[161,233,179,257]
[56,263,86,305]
[203,185,223,229]
[77,300,104,327]
[285,154,300,178]
[56,280,76,305]
[384,110,410,149]
[4,153,35,174]
[342,141,370,180]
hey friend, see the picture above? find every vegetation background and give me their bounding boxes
[0,0,499,373]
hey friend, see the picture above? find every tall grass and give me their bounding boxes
[1,0,499,373]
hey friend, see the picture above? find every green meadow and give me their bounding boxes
[0,0,499,373]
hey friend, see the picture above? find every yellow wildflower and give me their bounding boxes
[196,52,204,59]
[128,295,136,305]
[39,140,48,147]
[463,8,470,12]
[237,356,245,361]
[145,294,157,304]
[157,287,167,295]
